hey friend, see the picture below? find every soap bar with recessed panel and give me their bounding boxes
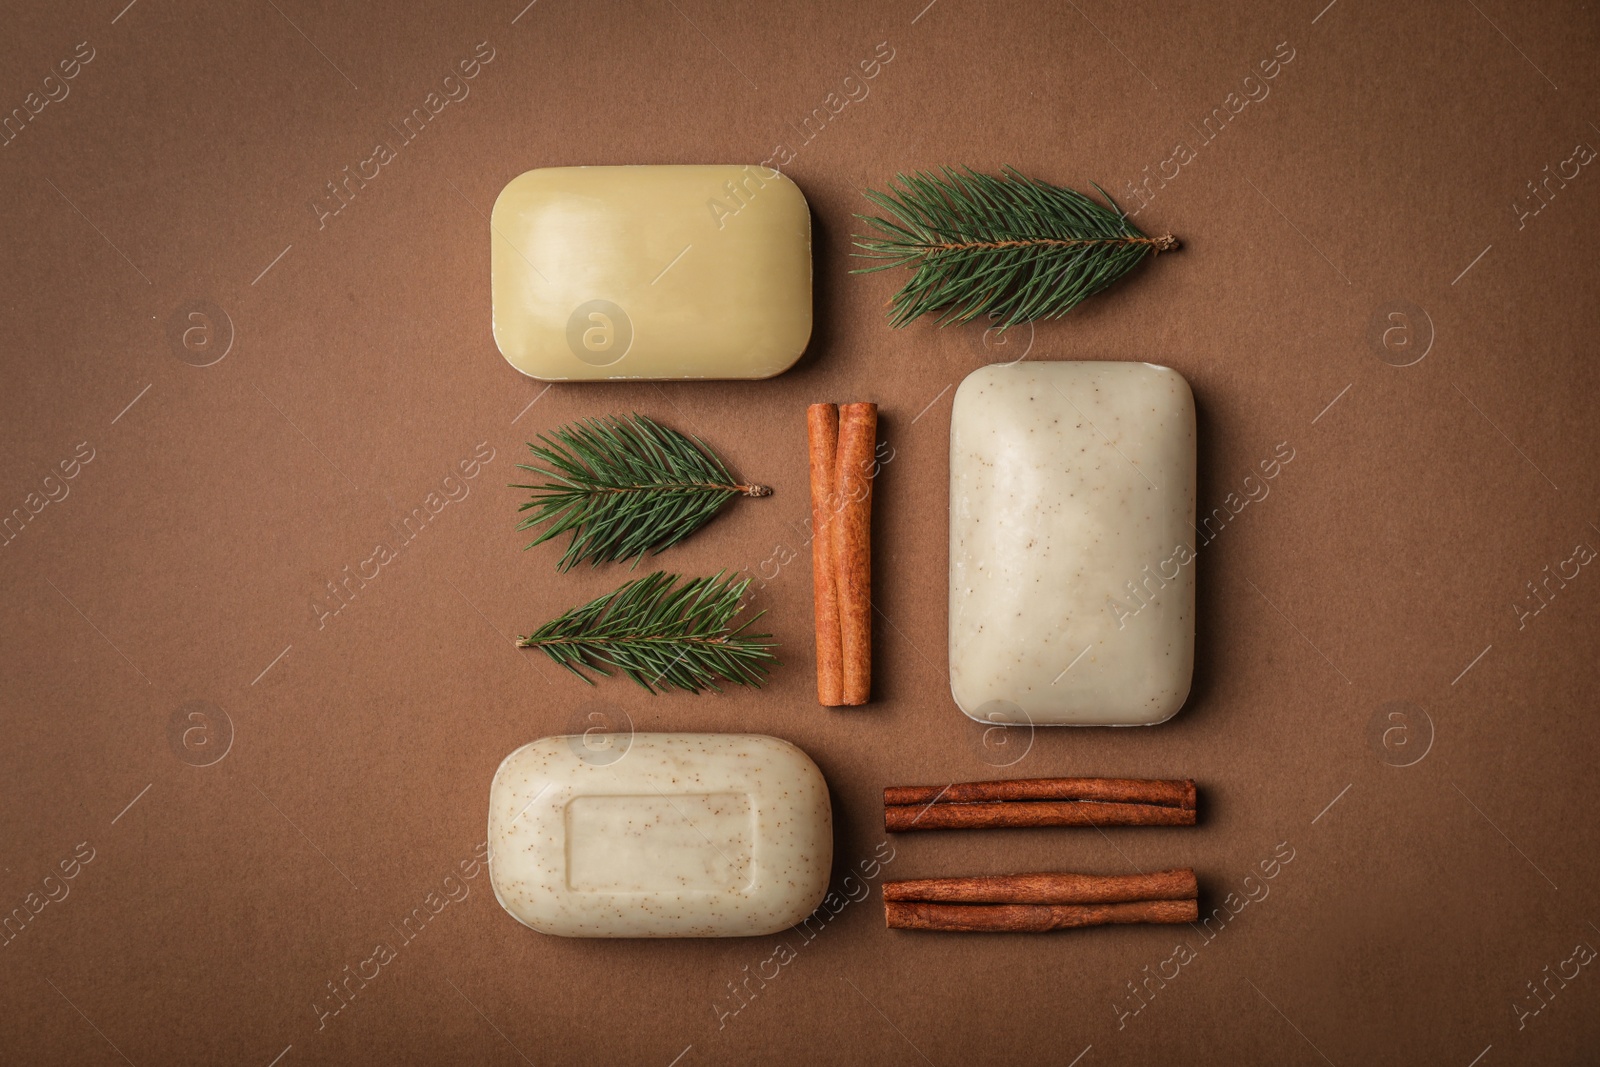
[488,733,832,937]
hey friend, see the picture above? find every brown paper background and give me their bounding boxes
[4,1,1598,1064]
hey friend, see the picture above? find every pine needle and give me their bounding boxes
[852,166,1179,328]
[517,571,776,693]
[512,413,770,571]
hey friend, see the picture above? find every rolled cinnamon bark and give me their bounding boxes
[885,898,1198,932]
[833,402,877,706]
[885,777,1195,810]
[885,800,1197,832]
[883,869,1196,905]
[806,403,843,706]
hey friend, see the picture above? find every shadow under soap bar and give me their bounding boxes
[491,165,812,381]
[488,733,832,937]
[949,362,1197,726]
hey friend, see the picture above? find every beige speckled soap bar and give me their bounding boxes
[490,165,812,381]
[949,361,1197,726]
[488,733,831,938]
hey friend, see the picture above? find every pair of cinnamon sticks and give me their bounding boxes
[884,776,1197,832]
[884,869,1199,932]
[808,402,876,706]
[882,776,1201,932]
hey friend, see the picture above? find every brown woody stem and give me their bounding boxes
[885,776,1195,810]
[883,869,1197,905]
[885,898,1198,932]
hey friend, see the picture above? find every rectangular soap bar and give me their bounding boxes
[949,362,1197,726]
[488,733,831,937]
[491,165,812,381]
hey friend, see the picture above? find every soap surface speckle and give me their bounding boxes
[488,733,832,937]
[949,361,1197,726]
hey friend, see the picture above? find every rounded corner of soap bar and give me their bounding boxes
[489,313,547,381]
[1138,676,1193,726]
[741,164,810,209]
[487,733,832,938]
[1141,358,1190,382]
[1142,361,1197,413]
[1104,667,1194,727]
[488,164,812,382]
[489,167,542,216]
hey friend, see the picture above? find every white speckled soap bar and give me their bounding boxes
[949,361,1197,726]
[488,734,832,938]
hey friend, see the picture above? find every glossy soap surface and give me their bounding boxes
[949,361,1197,726]
[490,165,812,381]
[488,733,832,937]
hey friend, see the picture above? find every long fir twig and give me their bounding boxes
[852,166,1179,329]
[517,571,775,693]
[512,414,770,571]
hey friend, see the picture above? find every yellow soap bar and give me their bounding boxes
[491,165,812,381]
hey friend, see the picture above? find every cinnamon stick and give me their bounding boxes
[884,869,1196,905]
[885,898,1198,932]
[885,800,1197,832]
[833,402,877,706]
[885,777,1196,810]
[806,403,843,706]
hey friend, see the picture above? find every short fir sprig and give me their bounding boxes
[852,166,1179,329]
[517,571,775,693]
[512,414,769,571]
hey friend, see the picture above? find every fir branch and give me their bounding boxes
[511,413,769,571]
[517,571,776,693]
[852,166,1179,328]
